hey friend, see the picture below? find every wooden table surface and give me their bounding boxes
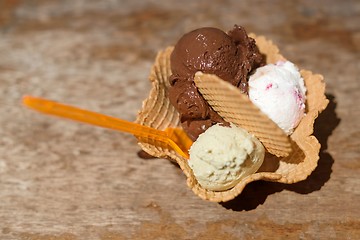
[0,0,359,239]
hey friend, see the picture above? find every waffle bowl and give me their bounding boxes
[136,35,329,202]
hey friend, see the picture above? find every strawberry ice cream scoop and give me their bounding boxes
[248,61,306,135]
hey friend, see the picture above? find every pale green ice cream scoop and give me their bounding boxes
[188,123,265,191]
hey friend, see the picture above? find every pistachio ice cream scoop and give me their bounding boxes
[188,123,265,191]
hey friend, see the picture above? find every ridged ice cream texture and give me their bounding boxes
[248,61,306,135]
[188,123,265,191]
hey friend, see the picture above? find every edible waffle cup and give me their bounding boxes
[136,35,328,202]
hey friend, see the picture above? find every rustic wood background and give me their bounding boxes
[0,0,359,239]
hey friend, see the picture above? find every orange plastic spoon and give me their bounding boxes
[22,96,192,159]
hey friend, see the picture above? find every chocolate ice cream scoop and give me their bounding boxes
[168,25,264,140]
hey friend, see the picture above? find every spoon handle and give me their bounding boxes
[22,96,189,158]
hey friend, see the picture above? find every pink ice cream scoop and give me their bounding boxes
[248,61,306,135]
